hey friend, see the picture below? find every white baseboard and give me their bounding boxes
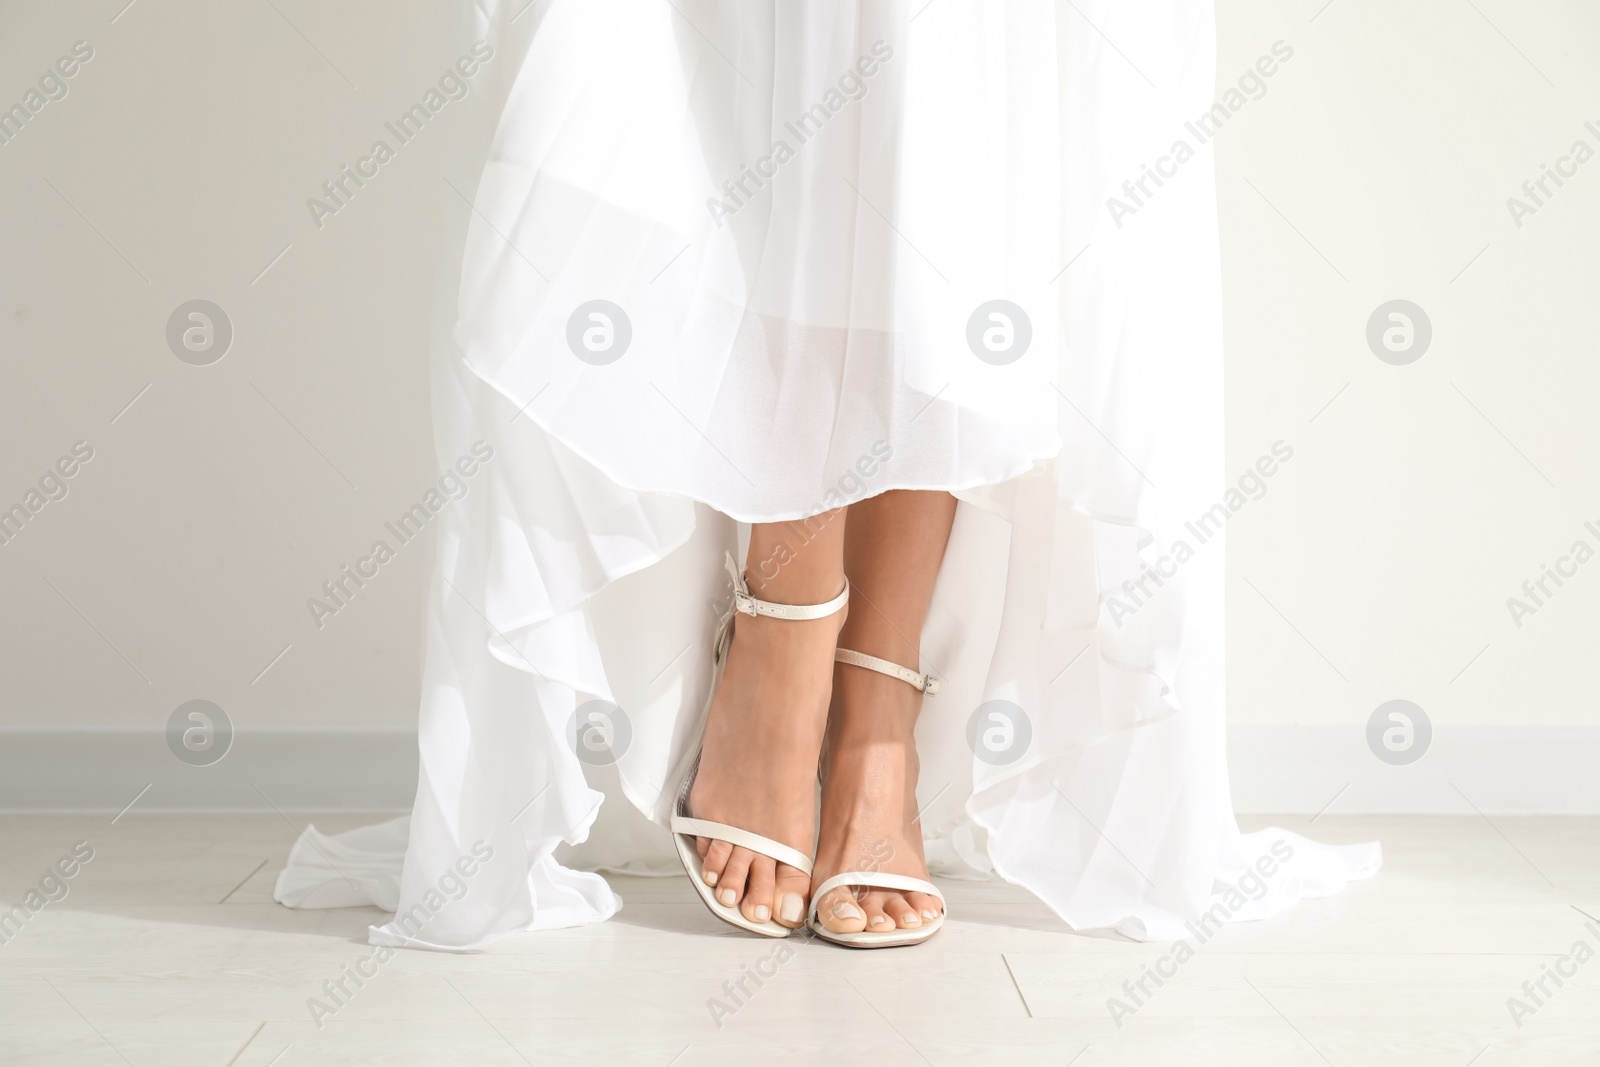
[1,725,1595,814]
[1227,724,1600,814]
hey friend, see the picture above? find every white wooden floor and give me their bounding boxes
[0,814,1596,1065]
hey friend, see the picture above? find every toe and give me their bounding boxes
[907,891,943,922]
[773,863,810,929]
[861,891,896,933]
[699,838,732,888]
[886,892,921,929]
[716,846,754,910]
[816,886,867,934]
[742,856,776,924]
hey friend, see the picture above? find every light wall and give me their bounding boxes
[0,0,448,735]
[1215,0,1600,810]
[1,0,1594,810]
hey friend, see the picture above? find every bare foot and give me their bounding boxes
[811,660,942,935]
[687,605,842,929]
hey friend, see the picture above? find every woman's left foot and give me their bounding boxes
[811,658,943,934]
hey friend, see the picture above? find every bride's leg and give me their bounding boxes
[689,511,847,928]
[814,490,957,934]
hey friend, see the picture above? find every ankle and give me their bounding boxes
[743,558,845,604]
[733,614,845,674]
[836,621,921,669]
[831,669,921,723]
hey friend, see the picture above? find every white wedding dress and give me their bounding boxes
[275,0,1379,949]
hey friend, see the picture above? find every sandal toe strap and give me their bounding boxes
[670,815,814,875]
[807,871,943,924]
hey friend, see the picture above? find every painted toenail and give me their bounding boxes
[752,904,770,922]
[780,893,804,924]
[705,870,717,886]
[871,915,892,927]
[831,902,864,921]
[921,909,935,920]
[718,888,736,906]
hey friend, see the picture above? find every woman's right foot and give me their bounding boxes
[687,604,843,929]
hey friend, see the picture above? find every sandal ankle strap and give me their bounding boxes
[723,552,850,621]
[714,552,849,661]
[834,648,940,695]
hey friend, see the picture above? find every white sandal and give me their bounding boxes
[807,647,946,948]
[669,551,849,938]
